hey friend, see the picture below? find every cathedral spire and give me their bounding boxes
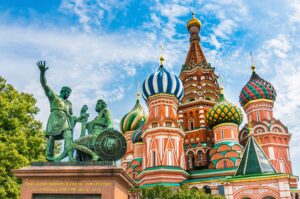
[184,12,207,69]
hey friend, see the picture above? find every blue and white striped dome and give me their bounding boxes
[142,65,184,101]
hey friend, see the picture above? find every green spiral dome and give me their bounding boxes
[120,97,147,134]
[207,91,243,128]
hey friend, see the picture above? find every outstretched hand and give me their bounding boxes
[37,60,48,73]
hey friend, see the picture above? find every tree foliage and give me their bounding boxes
[0,77,45,198]
[134,184,225,199]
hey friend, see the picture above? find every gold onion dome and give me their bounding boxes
[120,86,147,134]
[206,87,243,128]
[187,12,202,30]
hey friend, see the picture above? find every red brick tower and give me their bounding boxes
[178,13,220,170]
[239,63,297,188]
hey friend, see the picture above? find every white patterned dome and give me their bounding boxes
[142,65,184,101]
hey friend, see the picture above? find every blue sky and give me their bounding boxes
[0,0,300,179]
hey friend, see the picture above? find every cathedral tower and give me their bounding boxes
[120,86,147,178]
[206,85,243,169]
[139,57,188,186]
[238,63,296,187]
[178,13,220,170]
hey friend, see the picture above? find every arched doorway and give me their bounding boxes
[262,196,276,199]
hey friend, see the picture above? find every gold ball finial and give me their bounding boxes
[160,44,165,66]
[250,51,256,72]
[136,82,140,100]
[187,12,202,30]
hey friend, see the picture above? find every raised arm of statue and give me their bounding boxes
[37,60,54,100]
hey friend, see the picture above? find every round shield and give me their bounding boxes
[94,128,127,161]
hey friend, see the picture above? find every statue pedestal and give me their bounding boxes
[13,163,136,199]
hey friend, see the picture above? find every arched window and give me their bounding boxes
[203,185,211,194]
[217,185,225,195]
[188,151,194,169]
[166,122,172,127]
[152,122,158,128]
[197,151,203,161]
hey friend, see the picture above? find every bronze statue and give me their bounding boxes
[37,60,126,163]
[37,61,85,162]
[73,99,114,161]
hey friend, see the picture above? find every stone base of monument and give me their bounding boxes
[13,162,137,199]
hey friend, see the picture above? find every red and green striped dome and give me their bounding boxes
[239,71,276,106]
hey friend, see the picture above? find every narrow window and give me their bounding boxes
[152,151,156,166]
[189,118,194,130]
[155,106,158,118]
[256,111,260,121]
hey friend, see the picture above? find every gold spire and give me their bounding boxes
[160,44,165,66]
[250,51,256,72]
[136,82,140,100]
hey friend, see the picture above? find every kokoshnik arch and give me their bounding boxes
[120,13,299,199]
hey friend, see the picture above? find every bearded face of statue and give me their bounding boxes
[95,99,107,112]
[60,87,72,100]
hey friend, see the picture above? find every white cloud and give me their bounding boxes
[288,0,300,25]
[0,23,159,127]
[263,34,291,58]
[59,0,131,32]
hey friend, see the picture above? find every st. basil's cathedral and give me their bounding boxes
[119,13,299,199]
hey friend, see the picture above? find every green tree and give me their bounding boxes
[139,184,225,199]
[0,77,45,198]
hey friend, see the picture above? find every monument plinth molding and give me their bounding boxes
[14,164,137,199]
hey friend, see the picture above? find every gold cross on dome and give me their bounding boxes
[250,51,256,72]
[160,44,165,65]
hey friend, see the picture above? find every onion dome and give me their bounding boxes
[120,86,147,134]
[187,12,202,30]
[207,87,243,128]
[142,57,184,101]
[239,65,276,107]
[131,124,144,144]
